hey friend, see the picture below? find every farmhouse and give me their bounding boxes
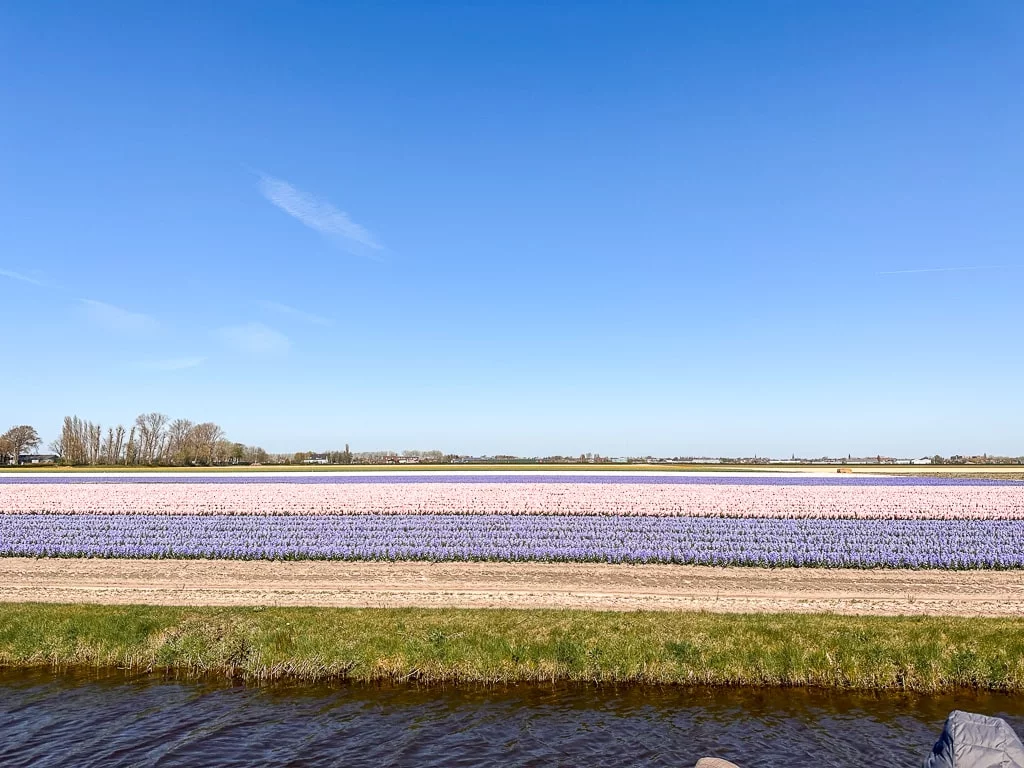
[17,454,58,465]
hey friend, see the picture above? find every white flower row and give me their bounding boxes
[1,481,1022,519]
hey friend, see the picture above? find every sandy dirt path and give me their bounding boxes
[1,559,1023,616]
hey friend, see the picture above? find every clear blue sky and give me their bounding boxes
[2,2,1022,457]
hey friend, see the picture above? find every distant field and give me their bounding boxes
[3,468,1021,690]
[738,465,1024,480]
[4,473,1021,568]
[1,462,1020,476]
[901,472,1024,482]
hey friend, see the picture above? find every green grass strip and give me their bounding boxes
[1,604,1022,691]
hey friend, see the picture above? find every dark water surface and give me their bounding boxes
[2,670,1023,767]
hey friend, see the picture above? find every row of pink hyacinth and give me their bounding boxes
[1,481,1022,519]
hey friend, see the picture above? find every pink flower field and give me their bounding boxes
[2,480,1022,520]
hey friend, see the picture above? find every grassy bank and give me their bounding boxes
[1,604,1022,692]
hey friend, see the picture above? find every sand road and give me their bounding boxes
[1,559,1022,616]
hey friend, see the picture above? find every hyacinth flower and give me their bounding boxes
[1,478,1021,520]
[2,513,1022,569]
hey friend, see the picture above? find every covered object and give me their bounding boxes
[923,710,1024,768]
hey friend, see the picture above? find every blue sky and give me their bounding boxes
[2,2,1022,457]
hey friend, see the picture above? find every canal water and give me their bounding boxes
[2,670,1023,767]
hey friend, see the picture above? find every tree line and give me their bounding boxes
[11,418,1018,468]
[290,449,456,464]
[1,417,447,467]
[1,415,269,467]
[53,413,235,466]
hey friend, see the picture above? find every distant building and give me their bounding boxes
[17,454,58,465]
[302,453,329,465]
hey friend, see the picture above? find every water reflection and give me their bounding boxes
[1,669,1022,767]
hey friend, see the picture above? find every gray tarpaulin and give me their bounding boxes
[923,710,1024,768]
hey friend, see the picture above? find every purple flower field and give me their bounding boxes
[1,513,1021,569]
[1,474,1021,568]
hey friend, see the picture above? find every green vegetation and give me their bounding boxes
[1,604,1022,692]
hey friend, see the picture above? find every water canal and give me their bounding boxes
[3,670,1023,766]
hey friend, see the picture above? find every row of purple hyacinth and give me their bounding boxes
[2,514,1021,568]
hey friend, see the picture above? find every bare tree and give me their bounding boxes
[101,428,114,464]
[165,418,194,465]
[60,416,84,465]
[87,421,102,465]
[111,425,126,464]
[213,439,234,465]
[134,412,169,464]
[0,434,14,465]
[188,422,225,466]
[59,416,103,465]
[99,425,127,465]
[48,436,64,462]
[1,425,41,466]
[244,445,268,464]
[125,426,137,465]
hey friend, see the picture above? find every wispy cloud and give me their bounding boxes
[79,299,158,334]
[256,300,333,326]
[257,173,384,257]
[877,265,1006,276]
[214,322,290,356]
[141,357,206,371]
[0,268,46,286]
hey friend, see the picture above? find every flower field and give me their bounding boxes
[2,513,1021,568]
[2,476,1023,519]
[1,473,1021,568]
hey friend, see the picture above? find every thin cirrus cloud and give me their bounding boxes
[141,357,206,371]
[0,268,46,286]
[877,265,1006,275]
[256,300,333,326]
[257,173,384,258]
[79,298,159,334]
[214,322,291,356]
